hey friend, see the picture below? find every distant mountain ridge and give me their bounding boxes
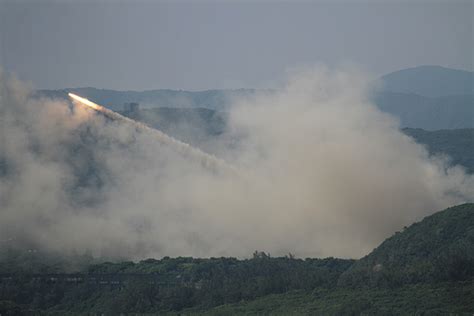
[375,92,473,130]
[37,87,265,111]
[375,65,473,129]
[37,65,474,130]
[381,65,473,97]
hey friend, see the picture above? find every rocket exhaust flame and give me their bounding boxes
[68,93,236,173]
[68,93,102,110]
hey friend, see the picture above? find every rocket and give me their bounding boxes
[68,93,237,174]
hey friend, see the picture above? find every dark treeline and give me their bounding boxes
[0,254,352,314]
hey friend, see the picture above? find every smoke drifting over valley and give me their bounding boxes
[1,67,473,260]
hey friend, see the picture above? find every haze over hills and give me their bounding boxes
[380,65,473,97]
[34,66,474,174]
[375,66,473,129]
[6,66,473,260]
[37,87,265,111]
[1,204,473,314]
[38,66,474,130]
[374,92,473,130]
[403,128,474,173]
[3,0,473,312]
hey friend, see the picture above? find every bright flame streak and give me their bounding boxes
[68,92,238,174]
[68,93,102,111]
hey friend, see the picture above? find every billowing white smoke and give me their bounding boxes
[0,66,473,259]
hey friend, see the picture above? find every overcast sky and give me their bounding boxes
[1,0,472,90]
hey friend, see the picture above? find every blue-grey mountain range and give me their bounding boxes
[38,66,473,130]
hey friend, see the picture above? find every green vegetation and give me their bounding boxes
[196,282,474,315]
[0,204,473,315]
[0,249,96,275]
[339,203,474,287]
[0,256,352,315]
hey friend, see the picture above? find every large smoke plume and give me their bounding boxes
[1,66,473,260]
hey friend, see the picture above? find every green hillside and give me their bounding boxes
[1,204,473,314]
[196,204,474,315]
[339,203,474,287]
[0,256,353,314]
[195,282,474,315]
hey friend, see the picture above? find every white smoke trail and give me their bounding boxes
[68,93,236,174]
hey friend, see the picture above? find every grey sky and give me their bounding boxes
[1,0,472,90]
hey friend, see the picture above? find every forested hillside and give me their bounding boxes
[0,255,353,314]
[200,282,474,315]
[1,204,473,314]
[338,203,474,287]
